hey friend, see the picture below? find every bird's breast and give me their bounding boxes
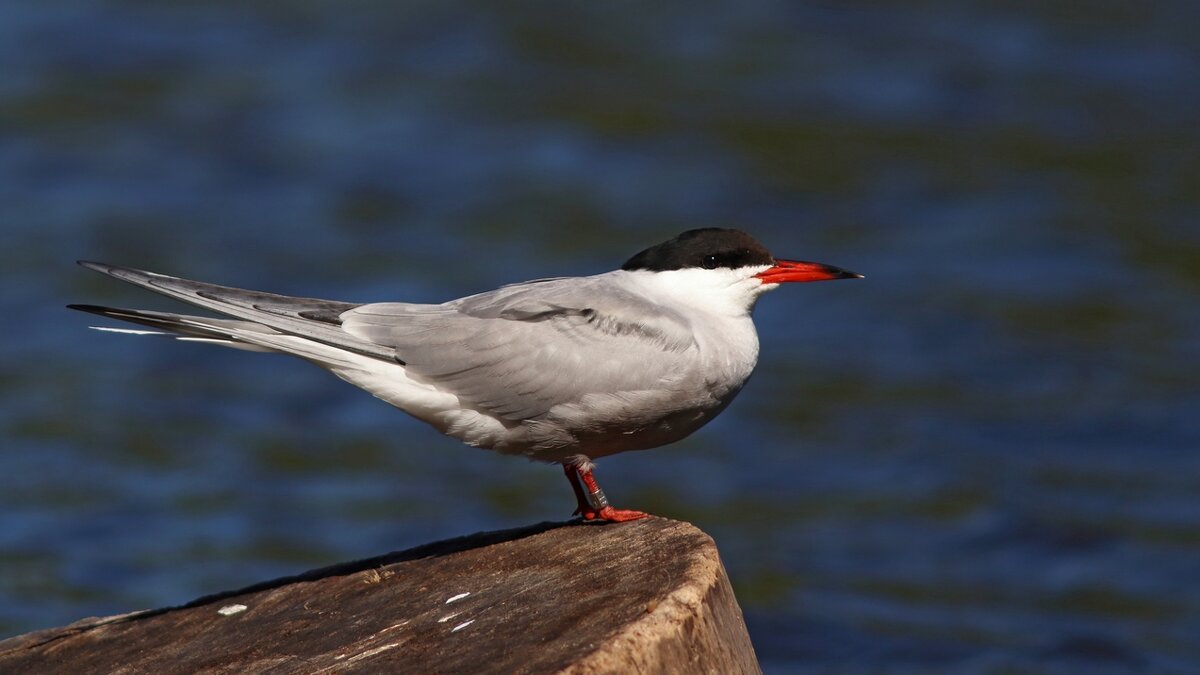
[569,314,760,458]
[695,314,760,397]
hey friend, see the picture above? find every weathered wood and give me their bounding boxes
[0,517,760,674]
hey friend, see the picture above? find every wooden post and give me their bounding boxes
[0,517,760,673]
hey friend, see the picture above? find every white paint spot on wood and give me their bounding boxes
[451,619,475,632]
[217,604,247,616]
[445,592,470,604]
[346,642,401,663]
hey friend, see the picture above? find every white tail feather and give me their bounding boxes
[90,326,168,336]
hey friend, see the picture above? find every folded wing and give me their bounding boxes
[341,276,697,421]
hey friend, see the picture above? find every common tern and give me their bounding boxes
[71,228,861,522]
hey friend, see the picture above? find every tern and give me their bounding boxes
[70,228,861,522]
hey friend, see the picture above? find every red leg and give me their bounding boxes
[562,463,589,516]
[562,462,649,523]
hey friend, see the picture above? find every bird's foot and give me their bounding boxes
[577,505,649,523]
[563,460,649,523]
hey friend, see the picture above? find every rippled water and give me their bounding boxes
[3,2,1198,672]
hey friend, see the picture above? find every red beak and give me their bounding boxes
[754,259,863,284]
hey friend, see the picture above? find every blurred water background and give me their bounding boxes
[2,2,1199,672]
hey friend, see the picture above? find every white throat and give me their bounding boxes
[617,265,776,318]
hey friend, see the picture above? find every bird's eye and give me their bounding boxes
[702,255,719,269]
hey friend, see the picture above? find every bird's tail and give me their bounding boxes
[68,304,363,367]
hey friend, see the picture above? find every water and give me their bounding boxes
[2,2,1198,672]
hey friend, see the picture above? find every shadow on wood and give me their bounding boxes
[0,517,759,674]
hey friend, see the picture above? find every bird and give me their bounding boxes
[70,228,861,522]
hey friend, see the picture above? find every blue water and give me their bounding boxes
[3,2,1199,672]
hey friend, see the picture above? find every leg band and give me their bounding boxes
[586,485,610,510]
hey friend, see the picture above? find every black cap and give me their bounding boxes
[622,228,774,272]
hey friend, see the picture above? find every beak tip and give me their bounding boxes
[826,266,863,280]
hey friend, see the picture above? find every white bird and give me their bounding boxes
[71,228,861,522]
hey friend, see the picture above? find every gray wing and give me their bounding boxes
[75,261,395,361]
[341,275,697,421]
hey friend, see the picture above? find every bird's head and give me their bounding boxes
[620,228,862,315]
